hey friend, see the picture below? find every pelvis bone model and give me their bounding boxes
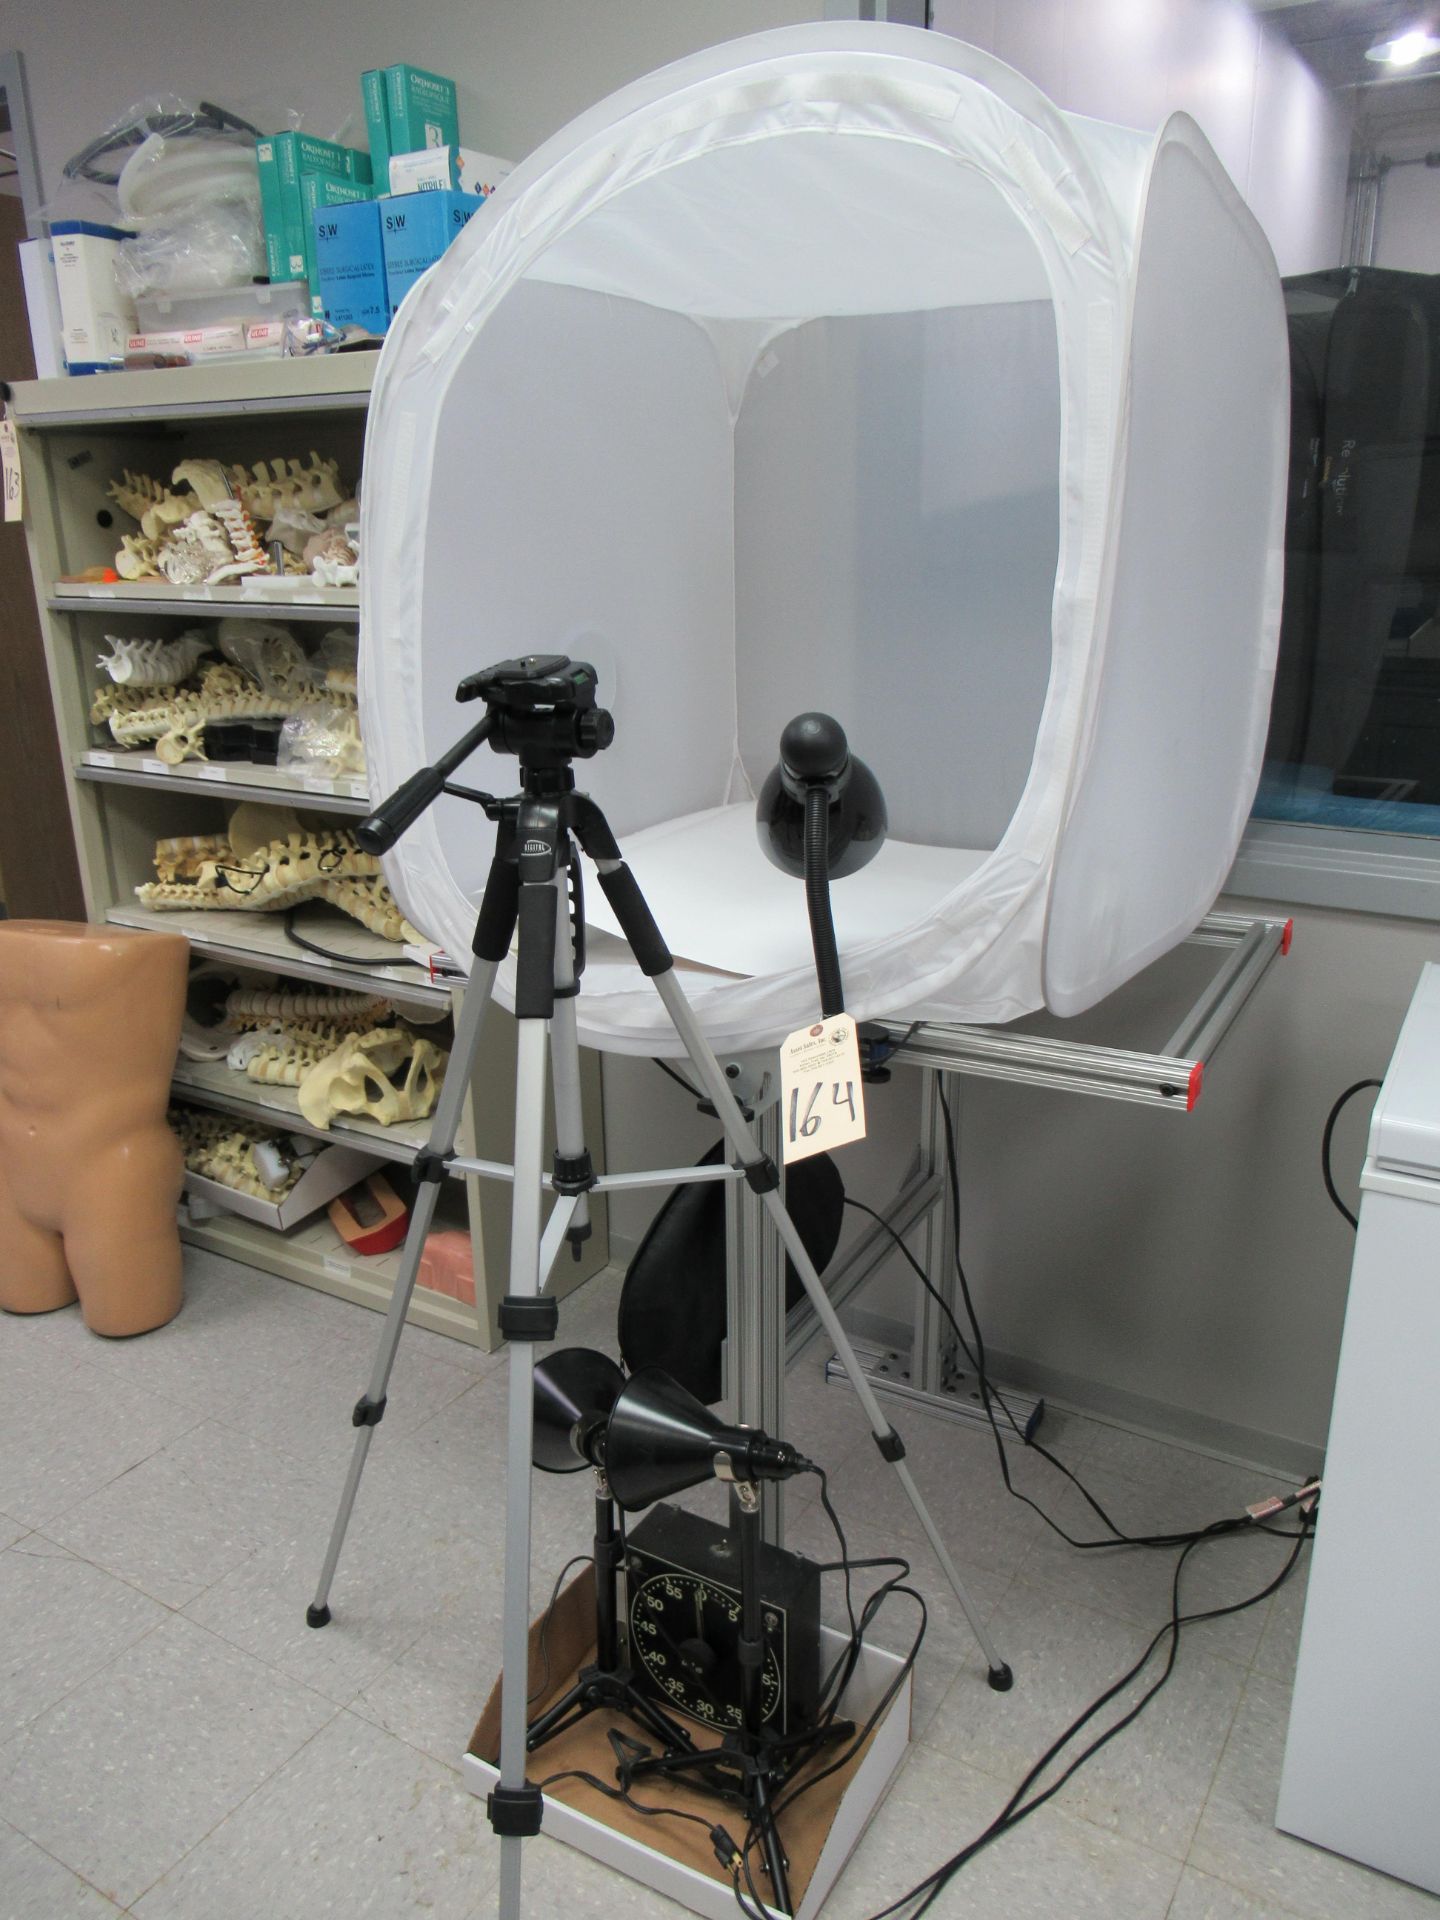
[296,1026,449,1130]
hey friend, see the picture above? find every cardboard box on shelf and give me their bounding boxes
[385,64,459,154]
[313,198,390,334]
[380,190,478,310]
[388,146,512,199]
[361,69,393,201]
[18,238,64,378]
[301,174,374,315]
[50,222,137,373]
[257,131,372,287]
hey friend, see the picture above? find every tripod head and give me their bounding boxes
[456,655,615,769]
[357,653,615,853]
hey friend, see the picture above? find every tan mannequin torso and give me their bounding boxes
[0,922,188,1335]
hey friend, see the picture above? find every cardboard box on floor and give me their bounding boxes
[465,1567,911,1920]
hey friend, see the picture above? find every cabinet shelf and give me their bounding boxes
[76,752,370,815]
[177,1204,483,1346]
[171,1054,434,1166]
[11,356,374,428]
[50,582,359,618]
[106,902,453,1012]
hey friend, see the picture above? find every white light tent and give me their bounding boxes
[361,23,1287,1056]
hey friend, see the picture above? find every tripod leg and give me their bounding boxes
[548,870,592,1252]
[497,1012,551,1917]
[308,962,501,1626]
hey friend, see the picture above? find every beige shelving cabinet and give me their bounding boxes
[9,355,606,1350]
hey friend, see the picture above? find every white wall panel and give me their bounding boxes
[932,0,1350,272]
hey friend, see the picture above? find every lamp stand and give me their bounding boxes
[524,1470,697,1758]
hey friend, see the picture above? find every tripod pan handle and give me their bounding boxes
[356,767,448,853]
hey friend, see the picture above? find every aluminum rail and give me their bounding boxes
[870,912,1291,1110]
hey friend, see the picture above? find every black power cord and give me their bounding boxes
[1321,1078,1382,1229]
[864,1510,1313,1920]
[780,1082,1319,1920]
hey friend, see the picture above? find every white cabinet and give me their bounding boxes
[1276,961,1440,1895]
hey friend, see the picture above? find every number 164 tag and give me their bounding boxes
[778,1014,867,1164]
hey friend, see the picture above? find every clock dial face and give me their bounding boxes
[629,1567,784,1731]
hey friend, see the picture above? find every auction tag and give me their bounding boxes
[778,1014,866,1163]
[0,418,21,522]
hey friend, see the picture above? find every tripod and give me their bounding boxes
[524,1469,696,1758]
[306,656,1011,1920]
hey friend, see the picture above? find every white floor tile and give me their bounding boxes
[184,1449,509,1707]
[0,1612,337,1910]
[0,1357,202,1531]
[0,1818,126,1917]
[817,1742,1182,1919]
[924,1577,1245,1860]
[1168,1864,1312,1918]
[43,1420,335,1610]
[0,1535,167,1740]
[812,1401,1071,1580]
[1250,1557,1309,1684]
[1189,1673,1440,1920]
[131,1710,497,1920]
[207,1316,479,1472]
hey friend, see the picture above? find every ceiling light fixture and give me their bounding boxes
[1366,26,1440,65]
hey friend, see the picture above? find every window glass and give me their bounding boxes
[1257,267,1440,837]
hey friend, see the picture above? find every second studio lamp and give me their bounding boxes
[526,1348,697,1757]
[532,1349,829,1914]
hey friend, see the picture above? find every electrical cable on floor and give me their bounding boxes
[857,1510,1314,1920]
[760,1083,1319,1919]
[1321,1077,1382,1229]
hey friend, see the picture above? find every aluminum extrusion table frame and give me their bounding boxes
[727,911,1291,1536]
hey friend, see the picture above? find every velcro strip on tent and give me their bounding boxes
[1003,137,1092,255]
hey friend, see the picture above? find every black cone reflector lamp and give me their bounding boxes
[604,1367,811,1512]
[531,1347,625,1473]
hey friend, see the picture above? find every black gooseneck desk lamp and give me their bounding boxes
[756,711,887,1019]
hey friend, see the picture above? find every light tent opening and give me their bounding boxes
[361,23,1288,1055]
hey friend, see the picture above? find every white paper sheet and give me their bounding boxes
[582,802,989,978]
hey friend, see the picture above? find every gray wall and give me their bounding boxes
[0,0,812,214]
[954,901,1438,1469]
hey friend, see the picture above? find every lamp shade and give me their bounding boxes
[604,1367,808,1511]
[756,713,887,880]
[532,1347,625,1473]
